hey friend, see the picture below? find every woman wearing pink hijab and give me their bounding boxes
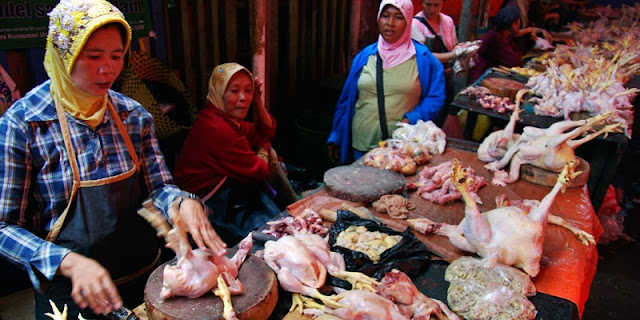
[327,0,445,164]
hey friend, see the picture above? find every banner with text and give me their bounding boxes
[0,0,152,50]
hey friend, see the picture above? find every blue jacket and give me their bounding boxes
[327,41,445,164]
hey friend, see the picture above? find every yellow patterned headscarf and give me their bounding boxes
[44,0,132,129]
[206,63,254,115]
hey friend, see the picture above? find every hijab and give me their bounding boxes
[44,0,131,129]
[206,63,254,124]
[377,0,416,69]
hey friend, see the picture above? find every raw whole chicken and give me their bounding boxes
[483,111,624,186]
[301,289,409,320]
[262,235,341,308]
[377,269,460,320]
[136,200,252,320]
[477,89,526,163]
[408,159,581,277]
[495,194,595,246]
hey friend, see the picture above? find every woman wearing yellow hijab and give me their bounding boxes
[174,63,294,246]
[0,1,225,318]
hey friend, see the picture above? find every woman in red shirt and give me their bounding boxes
[174,63,282,246]
[471,7,524,82]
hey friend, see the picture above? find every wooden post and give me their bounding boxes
[267,0,278,110]
[163,0,173,69]
[250,0,267,110]
[211,0,221,68]
[328,0,338,74]
[348,0,362,69]
[289,0,299,91]
[319,0,328,78]
[337,0,347,72]
[310,0,317,80]
[459,0,475,42]
[180,0,195,100]
[196,0,208,103]
[225,1,238,61]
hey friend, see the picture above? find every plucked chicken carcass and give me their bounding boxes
[263,232,380,314]
[300,290,409,320]
[262,235,342,309]
[495,194,595,246]
[377,269,460,320]
[137,200,253,320]
[477,89,526,163]
[483,111,624,186]
[408,159,581,277]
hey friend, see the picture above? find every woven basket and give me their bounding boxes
[118,51,196,139]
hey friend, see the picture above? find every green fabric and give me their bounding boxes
[352,56,420,152]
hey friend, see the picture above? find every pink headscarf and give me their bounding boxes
[377,0,416,69]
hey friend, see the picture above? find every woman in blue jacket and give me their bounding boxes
[327,0,445,164]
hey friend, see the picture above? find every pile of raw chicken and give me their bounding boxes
[524,11,640,137]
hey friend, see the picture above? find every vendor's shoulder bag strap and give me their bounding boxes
[376,52,389,140]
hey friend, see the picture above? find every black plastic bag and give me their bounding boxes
[328,210,434,284]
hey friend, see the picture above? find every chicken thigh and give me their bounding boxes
[408,158,581,277]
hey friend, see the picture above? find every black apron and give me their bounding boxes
[34,100,159,320]
[204,178,279,247]
[414,16,455,125]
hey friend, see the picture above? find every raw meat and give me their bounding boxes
[408,159,581,277]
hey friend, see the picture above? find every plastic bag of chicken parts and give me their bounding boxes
[328,210,434,287]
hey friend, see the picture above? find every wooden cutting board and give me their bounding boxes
[144,255,277,320]
[481,77,526,99]
[520,156,590,188]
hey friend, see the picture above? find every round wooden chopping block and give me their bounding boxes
[144,255,277,320]
[324,165,406,203]
[520,157,590,188]
[481,77,526,99]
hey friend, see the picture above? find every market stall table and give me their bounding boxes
[451,69,629,212]
[270,140,601,320]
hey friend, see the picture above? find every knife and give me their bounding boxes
[105,306,138,320]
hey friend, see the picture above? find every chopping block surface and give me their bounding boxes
[144,255,277,320]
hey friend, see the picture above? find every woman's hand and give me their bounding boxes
[178,199,227,256]
[328,143,340,164]
[253,77,264,108]
[58,252,121,315]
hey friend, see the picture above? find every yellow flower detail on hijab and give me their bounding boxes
[47,0,131,74]
[44,0,131,129]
